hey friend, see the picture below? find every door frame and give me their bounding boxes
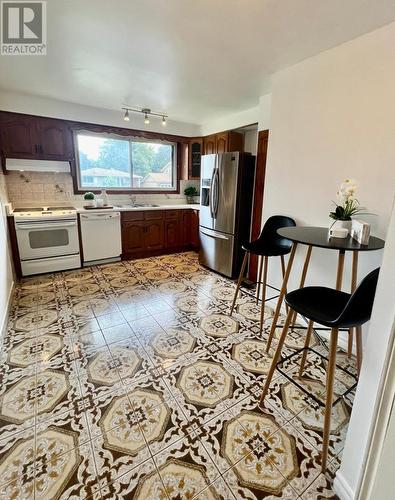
[249,130,269,280]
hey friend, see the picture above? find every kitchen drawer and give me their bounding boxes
[144,210,164,220]
[121,211,144,221]
[165,210,182,220]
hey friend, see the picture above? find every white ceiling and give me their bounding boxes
[0,0,394,125]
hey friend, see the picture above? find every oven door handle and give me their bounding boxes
[16,222,77,230]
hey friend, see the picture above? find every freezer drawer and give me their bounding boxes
[198,226,234,277]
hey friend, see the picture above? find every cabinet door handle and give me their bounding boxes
[34,144,38,153]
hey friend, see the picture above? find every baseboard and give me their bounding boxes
[333,471,355,500]
[0,280,15,342]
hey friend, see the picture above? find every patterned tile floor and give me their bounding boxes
[0,251,356,499]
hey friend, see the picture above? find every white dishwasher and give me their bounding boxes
[80,211,122,266]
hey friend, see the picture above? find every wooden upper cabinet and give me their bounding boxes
[203,135,217,155]
[188,138,203,180]
[202,131,244,157]
[216,132,229,154]
[0,112,74,160]
[228,131,244,153]
[36,119,74,159]
[0,114,37,157]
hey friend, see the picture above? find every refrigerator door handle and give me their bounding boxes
[213,168,220,218]
[200,227,230,240]
[209,167,216,219]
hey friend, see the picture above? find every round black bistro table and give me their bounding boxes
[266,226,385,355]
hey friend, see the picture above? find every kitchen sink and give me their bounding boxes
[115,204,160,208]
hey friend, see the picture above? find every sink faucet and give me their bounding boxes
[130,195,137,206]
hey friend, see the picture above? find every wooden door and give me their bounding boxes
[36,118,74,159]
[0,114,37,157]
[203,135,216,155]
[144,221,164,251]
[215,132,229,154]
[121,221,145,255]
[249,130,269,280]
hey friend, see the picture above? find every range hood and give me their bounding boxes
[5,158,71,173]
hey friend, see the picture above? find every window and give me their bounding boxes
[75,132,177,191]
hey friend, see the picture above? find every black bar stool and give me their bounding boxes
[259,267,380,471]
[230,215,296,335]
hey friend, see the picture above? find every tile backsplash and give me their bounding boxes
[4,171,200,208]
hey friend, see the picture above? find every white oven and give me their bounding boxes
[15,214,81,276]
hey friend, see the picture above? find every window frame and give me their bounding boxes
[73,130,179,194]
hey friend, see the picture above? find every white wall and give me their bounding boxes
[199,93,272,136]
[334,200,395,500]
[257,94,271,131]
[0,172,14,338]
[200,105,260,136]
[243,128,258,154]
[0,90,200,137]
[263,22,395,300]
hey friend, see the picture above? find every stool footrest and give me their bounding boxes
[276,347,357,407]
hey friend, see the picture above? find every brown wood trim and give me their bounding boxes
[249,130,269,281]
[7,216,22,279]
[77,214,84,266]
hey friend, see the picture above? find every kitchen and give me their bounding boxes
[0,2,395,500]
[1,111,257,278]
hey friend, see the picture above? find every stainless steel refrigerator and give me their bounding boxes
[199,152,256,278]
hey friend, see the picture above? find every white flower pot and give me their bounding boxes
[329,219,352,237]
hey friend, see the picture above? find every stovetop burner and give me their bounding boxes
[13,207,44,212]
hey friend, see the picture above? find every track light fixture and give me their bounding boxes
[121,107,168,126]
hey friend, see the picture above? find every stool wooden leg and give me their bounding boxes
[256,257,263,305]
[322,327,339,472]
[347,331,353,359]
[335,250,346,290]
[348,252,359,358]
[355,325,363,375]
[298,320,314,378]
[259,308,293,407]
[290,245,313,329]
[266,243,298,353]
[280,255,289,314]
[230,252,248,316]
[259,256,269,336]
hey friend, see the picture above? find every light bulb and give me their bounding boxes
[144,113,150,125]
[162,116,167,126]
[123,109,130,122]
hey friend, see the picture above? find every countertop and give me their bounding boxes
[77,204,200,213]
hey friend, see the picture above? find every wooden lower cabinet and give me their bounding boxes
[121,221,145,255]
[145,220,164,251]
[121,209,199,259]
[190,210,199,248]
